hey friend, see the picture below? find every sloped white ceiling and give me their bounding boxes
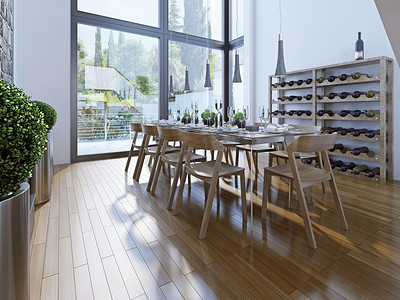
[375,0,400,64]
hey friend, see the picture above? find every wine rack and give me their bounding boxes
[269,56,393,183]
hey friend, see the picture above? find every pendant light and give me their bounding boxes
[169,75,174,93]
[232,0,242,83]
[184,67,191,91]
[275,0,286,75]
[204,0,212,88]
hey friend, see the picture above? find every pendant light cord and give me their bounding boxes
[279,0,282,36]
[235,0,239,54]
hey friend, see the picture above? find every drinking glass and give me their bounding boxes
[227,106,234,125]
[242,105,249,130]
[259,106,265,130]
[206,106,212,127]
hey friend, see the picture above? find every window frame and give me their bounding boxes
[71,0,243,162]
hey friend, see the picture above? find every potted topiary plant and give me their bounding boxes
[31,100,57,205]
[0,79,47,299]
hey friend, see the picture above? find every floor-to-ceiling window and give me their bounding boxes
[71,0,243,161]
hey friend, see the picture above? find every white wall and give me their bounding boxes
[14,0,71,165]
[251,0,400,180]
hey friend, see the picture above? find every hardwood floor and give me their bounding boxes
[30,154,400,299]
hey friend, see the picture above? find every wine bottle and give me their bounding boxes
[352,164,369,174]
[288,80,295,86]
[272,110,280,116]
[287,110,296,116]
[296,79,304,86]
[280,82,287,87]
[305,78,313,84]
[295,95,302,101]
[305,110,312,116]
[328,92,338,99]
[273,83,280,88]
[365,129,380,138]
[338,92,350,99]
[365,167,380,178]
[338,74,349,81]
[288,95,295,101]
[338,128,355,135]
[305,94,313,100]
[325,127,343,134]
[338,110,351,117]
[303,159,313,164]
[355,32,364,60]
[278,96,287,101]
[366,90,378,98]
[317,95,324,100]
[331,160,344,169]
[351,146,369,156]
[351,90,364,98]
[295,110,303,116]
[366,110,379,118]
[317,110,334,116]
[350,110,367,117]
[351,72,362,79]
[339,162,356,172]
[351,128,369,136]
[327,75,337,82]
[317,76,325,83]
[329,143,345,152]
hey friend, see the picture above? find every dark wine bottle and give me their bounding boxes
[329,143,345,152]
[351,90,364,98]
[288,95,295,101]
[305,78,313,84]
[317,95,324,100]
[351,146,369,156]
[296,95,302,101]
[327,75,337,82]
[350,110,367,117]
[338,110,351,117]
[295,110,303,116]
[287,110,296,116]
[366,110,379,118]
[272,110,280,116]
[331,160,344,169]
[338,74,349,81]
[328,92,338,99]
[288,80,295,86]
[305,110,312,116]
[338,128,355,135]
[338,92,350,99]
[365,167,380,178]
[317,110,334,116]
[317,76,325,83]
[280,82,287,87]
[355,32,364,60]
[305,94,313,100]
[296,79,304,86]
[351,128,369,136]
[365,129,380,138]
[352,165,369,174]
[339,162,356,172]
[325,127,343,134]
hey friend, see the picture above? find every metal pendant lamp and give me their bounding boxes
[169,75,174,93]
[204,60,212,88]
[184,67,191,91]
[233,0,242,83]
[275,0,286,75]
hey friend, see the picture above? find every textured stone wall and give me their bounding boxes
[0,0,13,83]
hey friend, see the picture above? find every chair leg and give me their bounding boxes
[148,156,153,167]
[245,150,252,171]
[268,153,273,167]
[228,147,234,165]
[261,170,270,219]
[125,142,135,172]
[239,171,247,221]
[328,178,348,230]
[199,178,218,239]
[288,179,294,209]
[150,157,163,195]
[133,139,145,180]
[188,174,191,189]
[235,148,240,167]
[216,180,220,207]
[166,164,181,209]
[173,169,188,215]
[253,152,259,180]
[224,148,229,163]
[296,186,317,249]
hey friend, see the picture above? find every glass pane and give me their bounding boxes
[169,0,222,41]
[232,0,244,39]
[232,47,244,110]
[77,24,159,156]
[168,41,222,121]
[78,0,159,27]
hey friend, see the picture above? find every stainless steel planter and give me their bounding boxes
[0,182,30,300]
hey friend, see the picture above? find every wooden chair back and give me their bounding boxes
[130,123,142,133]
[141,124,158,136]
[180,131,224,152]
[286,133,337,154]
[157,127,182,142]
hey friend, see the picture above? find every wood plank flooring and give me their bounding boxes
[30,154,400,300]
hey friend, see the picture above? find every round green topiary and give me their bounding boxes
[32,100,57,130]
[0,80,48,196]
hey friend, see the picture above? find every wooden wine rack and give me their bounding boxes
[269,56,393,183]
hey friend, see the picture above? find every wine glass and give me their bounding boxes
[227,106,234,125]
[259,106,265,131]
[242,105,249,130]
[176,106,181,122]
[215,99,222,127]
[194,100,199,124]
[206,106,212,127]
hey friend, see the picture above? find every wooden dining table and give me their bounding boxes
[147,121,319,229]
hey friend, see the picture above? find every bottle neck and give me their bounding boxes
[358,32,361,39]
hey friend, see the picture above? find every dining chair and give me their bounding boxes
[173,131,247,239]
[133,124,179,182]
[262,133,348,249]
[148,127,207,209]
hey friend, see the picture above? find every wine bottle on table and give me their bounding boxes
[338,110,351,117]
[331,160,344,169]
[351,146,369,156]
[355,32,364,60]
[317,76,325,83]
[296,79,304,86]
[351,128,369,136]
[327,75,337,82]
[366,110,379,118]
[365,167,380,178]
[305,78,313,84]
[339,162,356,172]
[338,74,349,81]
[365,129,380,138]
[288,80,295,86]
[328,92,338,99]
[352,164,369,174]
